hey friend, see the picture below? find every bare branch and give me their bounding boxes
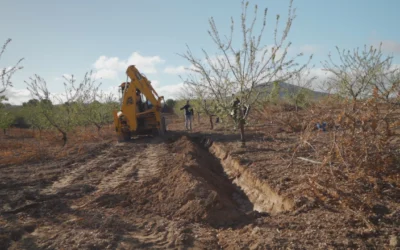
[322,43,397,106]
[0,39,24,94]
[180,0,310,146]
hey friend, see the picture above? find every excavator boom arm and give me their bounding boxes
[114,65,166,141]
[126,65,163,106]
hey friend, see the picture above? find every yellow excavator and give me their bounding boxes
[113,65,166,142]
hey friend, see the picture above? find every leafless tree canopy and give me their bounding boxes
[26,72,100,104]
[322,43,399,102]
[180,0,310,118]
[25,73,102,145]
[0,39,24,94]
[179,0,312,146]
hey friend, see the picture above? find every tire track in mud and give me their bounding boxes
[120,220,177,249]
[68,138,222,249]
[72,142,168,208]
[117,218,220,249]
[40,140,161,196]
[25,139,188,249]
[94,143,167,189]
[39,146,119,196]
[10,135,266,249]
[45,140,163,210]
[135,149,165,182]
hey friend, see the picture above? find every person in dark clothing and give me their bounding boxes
[232,97,240,108]
[316,122,327,132]
[180,100,192,131]
[136,89,144,112]
[231,96,241,121]
[189,107,195,124]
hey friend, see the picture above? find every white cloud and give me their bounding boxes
[94,56,126,72]
[2,87,32,105]
[265,45,288,60]
[307,68,333,91]
[92,52,165,80]
[96,85,120,102]
[95,81,166,104]
[392,64,400,70]
[164,66,187,75]
[151,80,160,88]
[93,69,118,80]
[307,62,400,93]
[126,52,165,73]
[380,40,400,54]
[156,83,184,99]
[99,81,183,101]
[63,74,71,78]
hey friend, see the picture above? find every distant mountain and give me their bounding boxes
[254,82,329,99]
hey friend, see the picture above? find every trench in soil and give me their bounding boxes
[188,135,294,216]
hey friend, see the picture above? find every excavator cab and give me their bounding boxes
[113,65,167,142]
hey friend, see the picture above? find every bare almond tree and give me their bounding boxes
[79,89,118,132]
[180,0,310,146]
[0,39,23,134]
[371,52,400,102]
[322,43,395,110]
[26,72,100,145]
[185,83,218,129]
[0,39,24,94]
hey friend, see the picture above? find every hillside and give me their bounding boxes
[255,82,329,99]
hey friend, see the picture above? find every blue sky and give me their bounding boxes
[1,0,399,104]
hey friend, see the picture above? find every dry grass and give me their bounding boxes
[0,125,115,166]
[2,106,398,249]
[269,97,400,228]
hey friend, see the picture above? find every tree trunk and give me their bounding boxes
[95,123,101,133]
[239,120,245,147]
[239,106,248,148]
[61,132,67,146]
[3,128,6,135]
[352,97,357,112]
[55,127,67,146]
[209,115,214,130]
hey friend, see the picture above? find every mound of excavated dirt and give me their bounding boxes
[2,128,398,249]
[129,136,252,227]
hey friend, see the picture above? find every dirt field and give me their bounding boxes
[0,117,399,249]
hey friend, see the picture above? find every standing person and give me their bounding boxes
[231,96,240,121]
[230,96,241,130]
[180,100,192,131]
[189,107,194,124]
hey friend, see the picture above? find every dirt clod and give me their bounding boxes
[1,130,399,249]
[390,235,399,247]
